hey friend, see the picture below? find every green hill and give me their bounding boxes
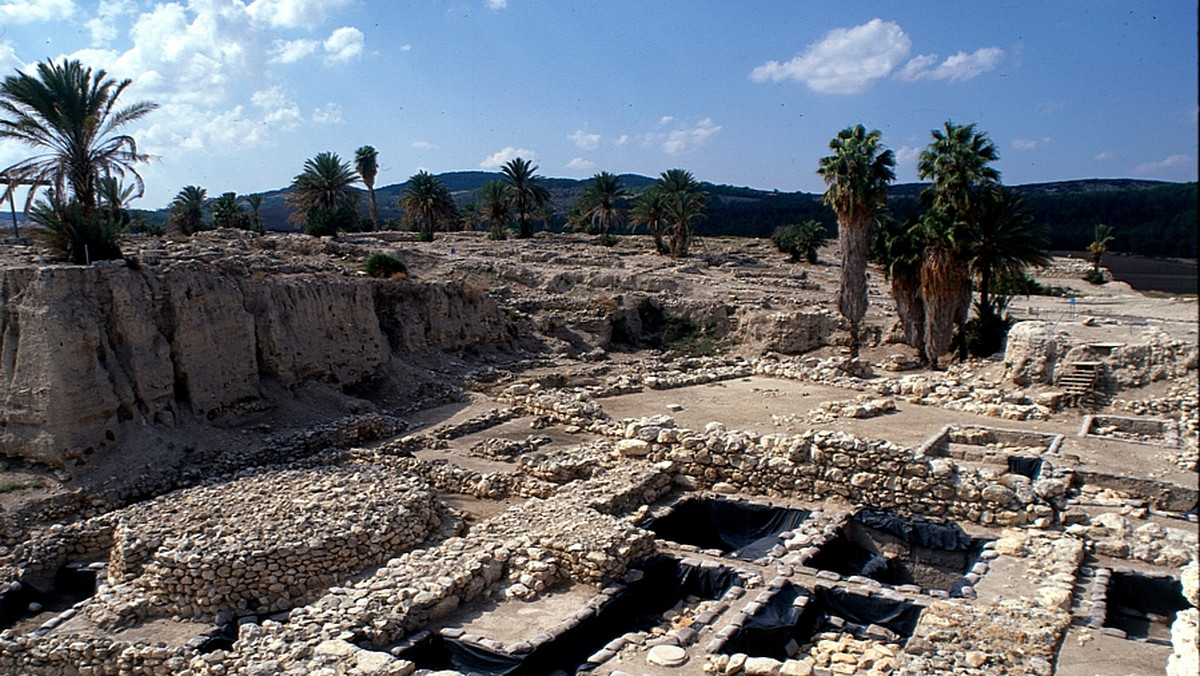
[136,176,1196,258]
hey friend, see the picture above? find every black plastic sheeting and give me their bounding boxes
[0,564,98,630]
[853,510,972,552]
[395,556,745,675]
[646,498,811,560]
[1007,455,1043,480]
[722,583,923,660]
[1104,572,1190,638]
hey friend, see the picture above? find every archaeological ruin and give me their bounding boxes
[0,229,1195,676]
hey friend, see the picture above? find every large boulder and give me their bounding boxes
[1003,321,1066,386]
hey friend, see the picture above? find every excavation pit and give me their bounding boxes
[643,496,811,561]
[396,555,747,675]
[1103,571,1190,642]
[0,563,100,631]
[720,582,923,660]
[1082,414,1180,447]
[805,510,988,594]
[918,424,1062,480]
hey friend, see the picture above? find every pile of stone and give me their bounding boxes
[514,441,614,482]
[467,435,551,461]
[96,465,447,624]
[808,396,897,422]
[1065,511,1197,567]
[1169,562,1199,676]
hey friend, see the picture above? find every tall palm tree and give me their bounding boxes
[630,189,670,255]
[817,124,896,357]
[970,186,1051,319]
[286,151,359,231]
[478,180,511,240]
[576,171,630,240]
[246,193,264,232]
[0,59,158,221]
[916,206,971,368]
[168,185,208,235]
[355,145,379,230]
[500,157,549,239]
[917,121,999,222]
[915,121,1001,365]
[400,170,457,241]
[873,212,926,354]
[1088,223,1114,273]
[656,168,706,258]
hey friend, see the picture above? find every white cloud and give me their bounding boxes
[323,26,364,63]
[896,47,1003,83]
[749,19,911,94]
[615,134,630,145]
[0,40,24,76]
[246,0,353,30]
[566,157,595,171]
[480,146,535,169]
[1131,154,1193,176]
[1094,151,1114,161]
[654,118,721,154]
[400,43,412,51]
[312,103,343,124]
[1012,137,1051,151]
[269,38,320,64]
[0,0,74,24]
[893,145,921,168]
[569,130,601,151]
[412,140,437,149]
[486,0,507,9]
[251,86,301,129]
[86,0,136,45]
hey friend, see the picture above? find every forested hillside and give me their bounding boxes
[139,176,1196,258]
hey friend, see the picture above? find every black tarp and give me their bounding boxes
[646,498,811,560]
[1007,455,1043,480]
[723,583,923,660]
[1105,572,1190,638]
[853,510,971,552]
[395,556,744,675]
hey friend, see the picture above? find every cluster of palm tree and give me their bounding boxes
[874,122,1050,365]
[0,58,157,263]
[400,171,457,241]
[167,186,264,234]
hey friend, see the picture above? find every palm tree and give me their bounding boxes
[537,204,556,233]
[209,191,246,230]
[970,186,1051,319]
[873,212,926,353]
[817,124,896,357]
[917,121,999,222]
[355,145,379,230]
[500,157,549,238]
[246,193,264,232]
[915,121,1001,365]
[1088,223,1115,273]
[400,170,457,241]
[286,151,359,234]
[656,168,706,258]
[479,180,511,240]
[97,176,136,227]
[0,59,158,223]
[576,171,630,241]
[168,185,208,235]
[630,189,670,255]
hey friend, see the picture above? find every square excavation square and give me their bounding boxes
[805,510,990,595]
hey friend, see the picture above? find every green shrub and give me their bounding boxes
[962,304,1015,358]
[771,220,828,263]
[31,199,124,264]
[305,205,358,237]
[1082,268,1107,285]
[488,222,508,240]
[365,253,407,278]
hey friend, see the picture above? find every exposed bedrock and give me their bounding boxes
[0,261,508,467]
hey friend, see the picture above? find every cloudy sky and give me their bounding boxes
[0,0,1195,208]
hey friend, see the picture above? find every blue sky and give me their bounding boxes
[1,0,1195,209]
